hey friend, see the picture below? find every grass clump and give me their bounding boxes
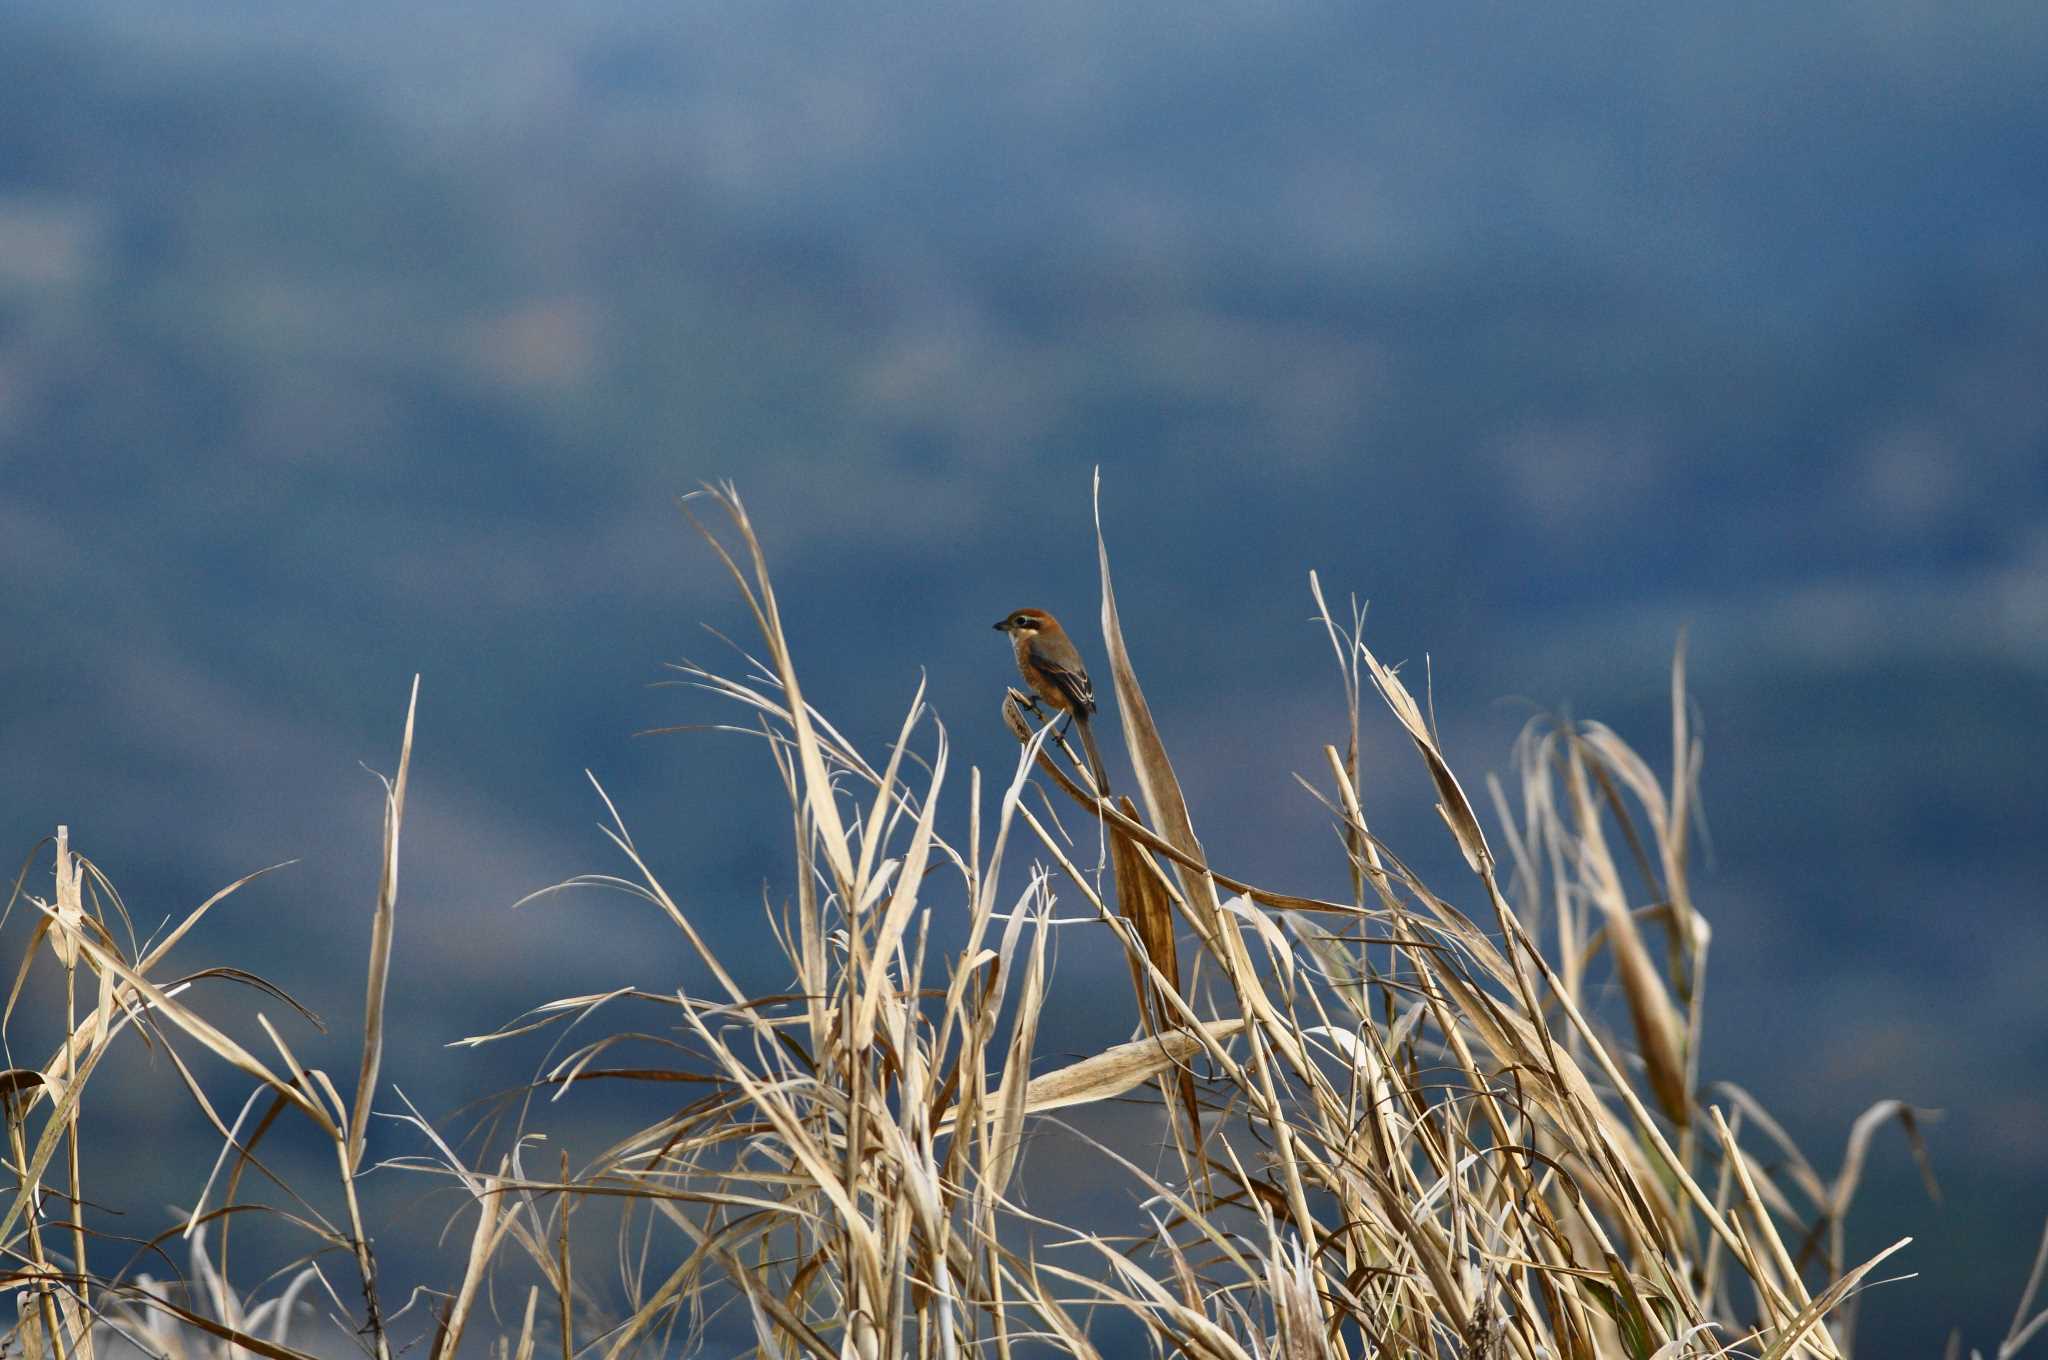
[0,482,2018,1359]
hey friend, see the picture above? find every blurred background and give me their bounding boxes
[3,0,2044,1351]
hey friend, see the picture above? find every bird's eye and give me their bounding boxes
[1013,615,1031,628]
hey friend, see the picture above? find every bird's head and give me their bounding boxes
[993,607,1054,636]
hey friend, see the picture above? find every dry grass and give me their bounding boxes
[0,483,2029,1358]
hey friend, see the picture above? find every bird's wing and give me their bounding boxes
[1030,642,1096,716]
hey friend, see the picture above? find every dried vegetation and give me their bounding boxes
[2,484,2033,1359]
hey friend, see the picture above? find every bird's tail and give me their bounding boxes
[1075,714,1111,796]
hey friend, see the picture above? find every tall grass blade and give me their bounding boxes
[348,675,417,1173]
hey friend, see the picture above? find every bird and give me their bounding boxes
[994,607,1110,794]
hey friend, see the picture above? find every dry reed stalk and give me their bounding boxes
[0,486,1971,1360]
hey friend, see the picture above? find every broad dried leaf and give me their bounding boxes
[349,675,417,1173]
[939,1019,1244,1133]
[1353,641,1493,875]
[1092,472,1219,932]
[1565,737,1689,1124]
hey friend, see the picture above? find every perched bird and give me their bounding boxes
[994,607,1110,794]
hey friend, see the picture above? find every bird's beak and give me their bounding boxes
[992,619,1009,632]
